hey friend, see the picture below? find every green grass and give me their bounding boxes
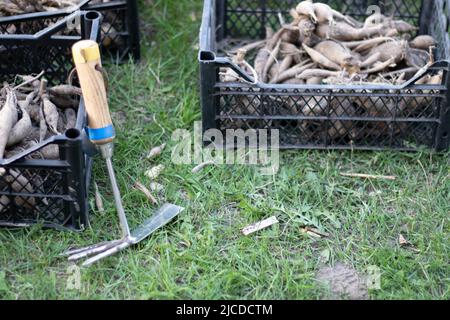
[0,0,449,300]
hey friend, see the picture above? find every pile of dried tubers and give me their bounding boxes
[220,1,443,141]
[0,73,82,212]
[0,73,81,161]
[223,1,440,86]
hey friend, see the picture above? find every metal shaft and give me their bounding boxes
[105,156,131,238]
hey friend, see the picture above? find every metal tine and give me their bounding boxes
[63,239,121,256]
[68,239,126,262]
[82,240,133,267]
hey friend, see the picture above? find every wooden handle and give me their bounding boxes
[72,40,114,145]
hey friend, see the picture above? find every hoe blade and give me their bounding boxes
[131,203,184,244]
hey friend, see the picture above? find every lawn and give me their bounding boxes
[0,0,449,300]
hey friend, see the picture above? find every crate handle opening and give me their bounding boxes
[199,50,216,62]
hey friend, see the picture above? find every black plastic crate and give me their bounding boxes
[199,0,450,151]
[0,0,140,64]
[0,11,101,231]
[0,117,92,230]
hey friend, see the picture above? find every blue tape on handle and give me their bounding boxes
[86,125,115,141]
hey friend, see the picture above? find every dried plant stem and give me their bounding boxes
[13,71,45,91]
[340,173,396,180]
[94,182,105,213]
[134,181,158,205]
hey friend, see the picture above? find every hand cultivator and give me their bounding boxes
[63,40,184,267]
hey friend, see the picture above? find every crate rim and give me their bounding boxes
[0,0,90,24]
[0,10,86,43]
[0,0,130,36]
[0,0,135,23]
[202,53,450,91]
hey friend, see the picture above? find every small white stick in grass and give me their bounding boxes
[242,216,279,236]
[134,181,158,205]
[340,172,396,181]
[94,182,104,214]
[145,164,165,180]
[146,143,166,159]
[192,161,215,173]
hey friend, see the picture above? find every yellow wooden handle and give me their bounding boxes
[72,40,114,145]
